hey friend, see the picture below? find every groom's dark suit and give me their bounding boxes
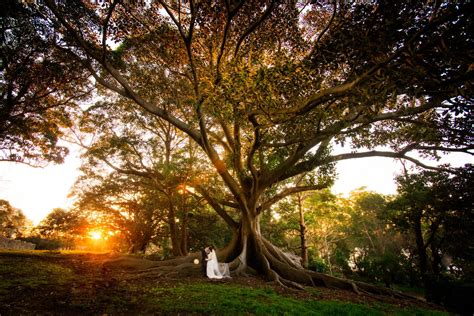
[201,249,208,277]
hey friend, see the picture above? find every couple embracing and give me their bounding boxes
[201,246,231,279]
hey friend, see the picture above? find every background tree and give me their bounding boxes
[72,100,226,255]
[260,175,336,269]
[0,199,27,238]
[304,190,350,276]
[16,0,473,289]
[0,1,92,166]
[386,165,474,311]
[36,207,87,248]
[73,172,169,253]
[388,165,474,286]
[262,189,349,274]
[342,190,409,287]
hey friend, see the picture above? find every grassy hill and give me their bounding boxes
[0,250,446,315]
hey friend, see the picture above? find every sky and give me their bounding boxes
[0,147,82,225]
[0,145,471,225]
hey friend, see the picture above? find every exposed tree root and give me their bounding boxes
[260,240,314,287]
[101,244,423,302]
[102,252,200,274]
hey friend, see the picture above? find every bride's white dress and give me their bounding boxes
[206,249,230,279]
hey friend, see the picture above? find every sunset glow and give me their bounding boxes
[88,230,103,240]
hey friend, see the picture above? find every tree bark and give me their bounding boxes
[297,194,308,269]
[413,216,428,284]
[168,202,183,257]
[324,234,333,275]
[219,209,314,287]
[180,210,189,256]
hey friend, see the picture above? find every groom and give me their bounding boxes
[201,247,209,277]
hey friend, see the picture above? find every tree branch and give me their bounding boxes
[215,0,246,83]
[44,0,203,146]
[308,0,337,57]
[257,183,330,214]
[326,146,455,173]
[101,0,119,62]
[253,6,460,122]
[194,185,239,229]
[234,0,277,57]
[218,118,236,150]
[247,114,261,194]
[196,99,246,207]
[99,155,157,180]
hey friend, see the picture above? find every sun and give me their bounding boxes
[88,230,103,240]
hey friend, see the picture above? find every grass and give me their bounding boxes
[0,250,448,315]
[0,256,74,295]
[144,283,447,315]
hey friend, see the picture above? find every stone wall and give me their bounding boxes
[0,237,36,250]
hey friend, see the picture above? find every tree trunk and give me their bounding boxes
[108,188,424,299]
[218,210,314,288]
[297,194,308,269]
[413,217,428,285]
[324,234,333,275]
[218,210,411,295]
[430,242,441,277]
[128,236,148,254]
[180,210,189,256]
[168,202,183,257]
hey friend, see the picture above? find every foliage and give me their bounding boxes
[388,165,474,284]
[71,100,222,255]
[187,206,233,252]
[35,208,88,248]
[342,190,410,286]
[19,236,63,250]
[307,250,328,273]
[261,196,300,249]
[263,188,417,286]
[0,199,28,238]
[73,173,170,253]
[263,189,351,274]
[304,190,351,275]
[0,0,91,166]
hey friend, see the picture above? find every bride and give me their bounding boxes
[205,246,230,279]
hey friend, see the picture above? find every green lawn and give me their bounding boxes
[142,283,445,315]
[0,250,447,315]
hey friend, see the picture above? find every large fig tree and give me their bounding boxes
[14,0,473,289]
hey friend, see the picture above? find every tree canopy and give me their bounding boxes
[1,1,92,166]
[0,199,27,238]
[388,165,474,283]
